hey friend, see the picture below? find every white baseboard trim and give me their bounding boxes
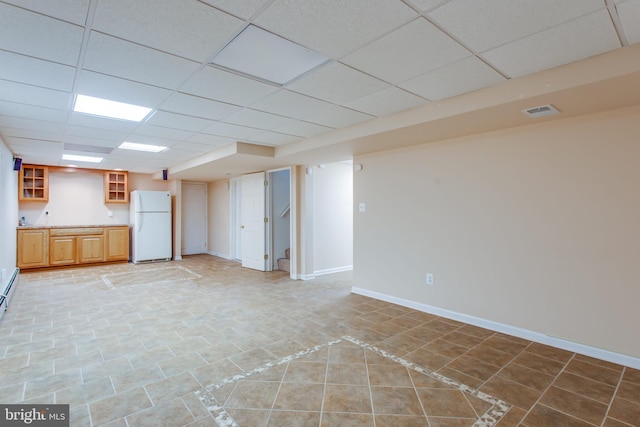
[173,256,182,261]
[207,251,232,260]
[351,287,640,370]
[314,265,353,276]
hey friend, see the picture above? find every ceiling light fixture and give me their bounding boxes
[210,25,330,85]
[62,154,104,163]
[73,94,152,122]
[118,142,167,153]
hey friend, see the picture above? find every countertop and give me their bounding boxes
[17,224,129,229]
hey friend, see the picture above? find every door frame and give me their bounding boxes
[181,181,208,255]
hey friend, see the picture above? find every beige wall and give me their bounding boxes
[353,104,640,359]
[18,170,170,227]
[208,180,230,257]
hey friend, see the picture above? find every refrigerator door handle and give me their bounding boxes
[137,212,143,233]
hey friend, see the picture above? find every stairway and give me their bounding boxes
[277,248,290,273]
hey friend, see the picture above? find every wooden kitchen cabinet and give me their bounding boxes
[17,228,49,268]
[104,171,128,203]
[104,226,129,261]
[19,165,49,202]
[18,226,129,269]
[78,235,105,263]
[49,236,77,266]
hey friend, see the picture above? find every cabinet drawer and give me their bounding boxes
[50,227,103,236]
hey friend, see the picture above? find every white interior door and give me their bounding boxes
[240,172,266,271]
[182,182,207,255]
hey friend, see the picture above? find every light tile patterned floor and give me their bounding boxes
[1,255,639,426]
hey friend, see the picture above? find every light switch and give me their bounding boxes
[359,202,366,213]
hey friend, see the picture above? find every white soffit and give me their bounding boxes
[482,10,621,78]
[343,18,471,84]
[210,25,330,85]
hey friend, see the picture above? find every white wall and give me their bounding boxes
[312,162,353,275]
[353,105,640,360]
[0,137,18,289]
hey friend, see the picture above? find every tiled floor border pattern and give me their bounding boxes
[101,265,202,288]
[197,335,511,427]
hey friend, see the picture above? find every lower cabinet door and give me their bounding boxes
[77,235,105,263]
[49,236,76,265]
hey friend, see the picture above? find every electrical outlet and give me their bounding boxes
[426,273,434,285]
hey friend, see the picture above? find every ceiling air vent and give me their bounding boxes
[522,104,560,118]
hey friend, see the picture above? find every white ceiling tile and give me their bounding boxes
[181,67,279,106]
[76,71,172,107]
[133,124,196,141]
[65,122,133,143]
[246,131,300,146]
[200,0,272,19]
[255,0,417,58]
[68,113,138,134]
[0,101,67,123]
[616,0,640,44]
[145,111,215,132]
[0,51,76,92]
[1,0,90,25]
[273,121,334,138]
[83,32,201,89]
[428,0,606,52]
[249,90,335,120]
[1,125,64,142]
[0,3,84,66]
[0,116,64,133]
[170,141,214,152]
[92,0,244,62]
[186,133,237,146]
[399,56,505,101]
[161,93,241,121]
[288,63,389,104]
[343,18,471,84]
[303,104,374,128]
[0,80,71,110]
[8,139,62,155]
[204,122,262,139]
[406,0,450,12]
[224,109,294,130]
[345,87,428,117]
[482,10,621,78]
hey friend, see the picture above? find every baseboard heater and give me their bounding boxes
[0,268,19,321]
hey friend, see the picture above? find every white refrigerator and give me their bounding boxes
[130,190,172,263]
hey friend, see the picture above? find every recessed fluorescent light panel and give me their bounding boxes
[62,154,104,163]
[210,25,330,85]
[118,142,167,153]
[74,94,152,122]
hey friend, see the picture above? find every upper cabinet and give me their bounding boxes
[104,171,128,203]
[19,165,49,202]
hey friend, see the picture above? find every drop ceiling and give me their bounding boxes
[0,0,639,181]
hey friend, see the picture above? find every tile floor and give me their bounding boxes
[0,255,639,426]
